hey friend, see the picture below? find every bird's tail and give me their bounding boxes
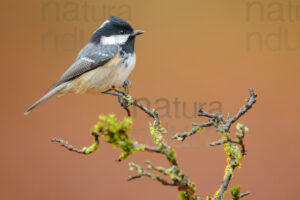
[24,83,66,115]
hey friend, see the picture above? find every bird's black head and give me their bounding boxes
[90,16,144,47]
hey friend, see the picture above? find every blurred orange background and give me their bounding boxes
[1,0,299,199]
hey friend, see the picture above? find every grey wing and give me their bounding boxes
[50,45,118,90]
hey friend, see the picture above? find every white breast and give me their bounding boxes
[111,52,136,86]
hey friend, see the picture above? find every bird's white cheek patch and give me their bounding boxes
[101,34,130,45]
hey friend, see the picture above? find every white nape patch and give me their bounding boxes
[94,20,110,33]
[82,57,95,63]
[101,34,130,45]
[99,20,109,29]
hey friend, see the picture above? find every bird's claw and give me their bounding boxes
[123,80,132,87]
[103,82,131,117]
[121,80,131,95]
[118,96,130,108]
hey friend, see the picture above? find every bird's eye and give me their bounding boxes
[119,30,126,34]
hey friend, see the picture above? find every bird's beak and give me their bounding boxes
[131,30,144,37]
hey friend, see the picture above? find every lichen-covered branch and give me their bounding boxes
[103,84,197,199]
[128,162,177,186]
[174,88,257,200]
[52,114,161,161]
[51,130,100,154]
[229,185,250,200]
[52,83,257,200]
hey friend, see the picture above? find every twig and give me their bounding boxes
[51,131,99,155]
[102,82,197,197]
[51,137,85,154]
[240,192,250,198]
[192,120,215,127]
[103,83,179,167]
[128,162,176,186]
[214,164,236,200]
[175,88,257,140]
[229,88,257,124]
[134,143,161,153]
[173,88,256,200]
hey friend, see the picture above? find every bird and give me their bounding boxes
[25,16,144,115]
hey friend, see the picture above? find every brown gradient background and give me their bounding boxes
[1,0,299,199]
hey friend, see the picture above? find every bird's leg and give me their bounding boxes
[122,80,131,95]
[117,80,133,116]
[118,95,131,117]
[102,85,115,94]
[102,83,132,117]
[102,85,125,96]
[106,81,131,95]
[119,79,132,107]
[123,80,132,88]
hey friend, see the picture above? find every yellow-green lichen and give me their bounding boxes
[229,185,241,200]
[224,143,242,167]
[93,114,134,160]
[82,140,99,154]
[178,191,195,200]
